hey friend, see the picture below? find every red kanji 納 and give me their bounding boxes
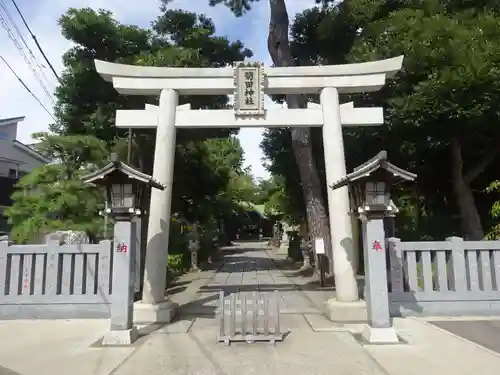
[372,240,383,252]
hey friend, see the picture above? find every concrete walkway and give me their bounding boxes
[1,241,500,375]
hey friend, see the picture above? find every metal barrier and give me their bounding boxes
[218,290,284,345]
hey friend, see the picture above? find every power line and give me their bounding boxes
[0,0,49,86]
[1,55,56,121]
[0,6,54,103]
[9,0,60,82]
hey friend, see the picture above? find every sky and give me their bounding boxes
[0,0,316,179]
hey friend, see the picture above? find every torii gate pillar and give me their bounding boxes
[133,89,179,323]
[321,87,358,301]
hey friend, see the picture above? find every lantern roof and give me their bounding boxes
[330,150,416,190]
[82,153,165,190]
[388,199,399,212]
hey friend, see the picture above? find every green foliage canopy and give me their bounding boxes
[5,133,109,243]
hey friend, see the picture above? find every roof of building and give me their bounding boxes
[12,140,52,164]
[0,116,25,127]
[0,117,51,164]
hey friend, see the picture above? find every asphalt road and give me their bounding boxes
[430,319,500,354]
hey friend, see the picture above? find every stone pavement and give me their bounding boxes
[2,241,500,375]
[171,242,334,317]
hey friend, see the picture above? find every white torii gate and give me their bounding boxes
[94,56,403,323]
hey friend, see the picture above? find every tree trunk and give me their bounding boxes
[267,0,333,271]
[450,137,484,240]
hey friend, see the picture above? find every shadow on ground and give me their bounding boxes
[0,365,23,375]
[146,241,352,328]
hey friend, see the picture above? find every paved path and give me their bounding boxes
[173,242,334,317]
[111,242,388,375]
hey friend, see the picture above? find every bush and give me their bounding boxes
[167,253,185,276]
[168,218,190,270]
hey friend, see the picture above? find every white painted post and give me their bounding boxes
[320,87,358,302]
[137,88,178,323]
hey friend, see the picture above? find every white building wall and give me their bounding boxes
[0,139,47,176]
[0,123,17,141]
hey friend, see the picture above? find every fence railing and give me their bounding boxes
[387,236,500,316]
[0,239,112,319]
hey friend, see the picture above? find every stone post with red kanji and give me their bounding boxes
[359,211,396,343]
[103,219,138,345]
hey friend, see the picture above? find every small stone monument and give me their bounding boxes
[300,240,312,269]
[188,223,201,272]
[45,230,89,245]
[277,222,291,255]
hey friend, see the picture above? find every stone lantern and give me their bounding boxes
[84,153,163,219]
[330,150,416,344]
[82,153,164,345]
[342,151,413,215]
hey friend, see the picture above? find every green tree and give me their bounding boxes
[174,136,246,222]
[52,6,253,232]
[225,168,259,203]
[260,129,307,222]
[253,177,279,205]
[285,0,500,240]
[255,175,302,222]
[5,133,109,243]
[486,181,500,239]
